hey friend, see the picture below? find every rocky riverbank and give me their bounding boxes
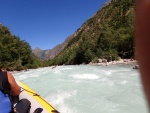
[90,59,138,67]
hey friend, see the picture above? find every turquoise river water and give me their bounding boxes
[13,64,149,113]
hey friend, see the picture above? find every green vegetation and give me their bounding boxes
[50,0,135,65]
[0,0,135,68]
[0,25,48,71]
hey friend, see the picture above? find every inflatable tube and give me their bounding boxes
[18,81,59,113]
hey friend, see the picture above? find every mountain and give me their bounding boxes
[33,0,135,65]
[32,34,74,60]
[49,0,135,65]
[32,23,86,59]
[32,0,112,60]
[32,47,42,58]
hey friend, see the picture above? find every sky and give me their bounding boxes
[0,0,108,50]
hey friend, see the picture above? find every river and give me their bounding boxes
[13,64,148,113]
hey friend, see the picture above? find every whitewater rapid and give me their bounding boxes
[13,64,148,113]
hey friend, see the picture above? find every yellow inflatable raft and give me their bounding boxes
[18,81,59,113]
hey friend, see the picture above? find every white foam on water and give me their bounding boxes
[101,70,117,75]
[109,81,115,86]
[58,104,77,113]
[29,74,40,78]
[46,90,77,113]
[49,90,77,105]
[13,65,148,113]
[53,70,61,74]
[105,71,112,75]
[15,73,40,80]
[100,77,108,81]
[59,67,73,70]
[120,80,127,85]
[70,73,99,80]
[42,71,48,74]
[15,74,28,80]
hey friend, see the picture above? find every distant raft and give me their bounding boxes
[18,81,59,113]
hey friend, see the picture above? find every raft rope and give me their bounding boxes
[21,87,60,113]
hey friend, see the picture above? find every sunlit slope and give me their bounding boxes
[51,0,135,65]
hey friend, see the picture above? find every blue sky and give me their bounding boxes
[0,0,108,50]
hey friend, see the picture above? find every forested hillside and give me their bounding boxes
[0,24,48,70]
[50,0,135,65]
